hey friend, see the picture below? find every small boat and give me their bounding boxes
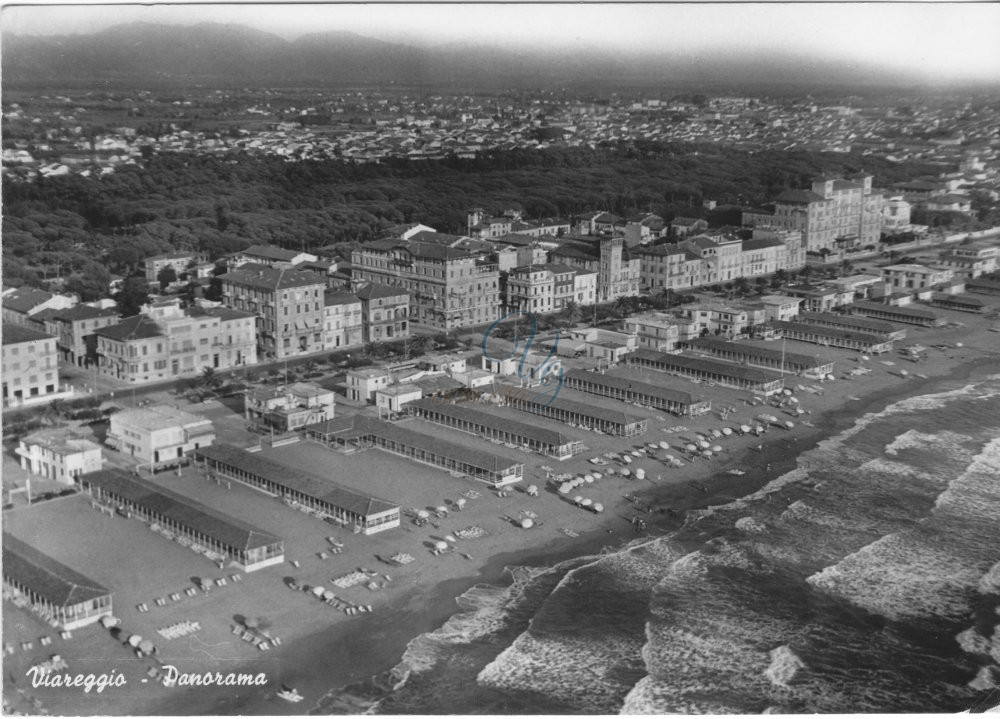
[726,469,746,476]
[278,686,304,703]
[560,528,579,538]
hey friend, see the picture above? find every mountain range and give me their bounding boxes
[0,22,955,91]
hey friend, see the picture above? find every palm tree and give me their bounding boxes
[200,366,222,389]
[559,300,582,328]
[613,296,633,319]
[302,360,318,377]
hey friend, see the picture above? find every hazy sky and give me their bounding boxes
[3,2,1000,83]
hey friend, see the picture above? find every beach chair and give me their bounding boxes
[60,631,72,640]
[215,578,226,587]
[232,625,242,635]
[155,597,167,606]
[170,593,181,602]
[137,603,148,613]
[230,574,242,582]
[185,587,197,597]
[21,642,33,651]
[40,636,52,646]
[258,642,270,651]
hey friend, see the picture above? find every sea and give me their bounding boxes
[320,371,1000,714]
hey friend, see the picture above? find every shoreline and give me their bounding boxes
[7,350,997,717]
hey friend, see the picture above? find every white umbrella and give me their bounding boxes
[558,483,572,494]
[581,498,593,508]
[592,503,604,513]
[436,506,449,515]
[434,540,449,551]
[605,468,616,475]
[311,586,326,597]
[520,518,534,529]
[788,397,799,404]
[785,421,794,429]
[783,389,793,396]
[712,445,723,453]
[702,450,713,458]
[622,455,632,464]
[416,510,431,519]
[445,535,457,543]
[127,635,142,648]
[322,590,335,601]
[740,425,752,434]
[698,440,711,449]
[826,374,836,381]
[584,475,594,484]
[573,495,584,505]
[659,441,671,450]
[621,469,631,477]
[635,468,646,481]
[138,639,155,655]
[686,444,697,452]
[711,430,722,438]
[456,498,467,509]
[526,485,538,496]
[591,472,602,480]
[647,443,659,450]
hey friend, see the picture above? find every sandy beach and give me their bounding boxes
[3,302,998,716]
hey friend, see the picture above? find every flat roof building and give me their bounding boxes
[194,444,400,535]
[107,405,215,471]
[561,368,711,416]
[498,383,648,436]
[849,301,944,327]
[627,350,784,396]
[2,533,113,631]
[408,397,584,460]
[679,337,835,376]
[16,429,105,485]
[769,320,894,354]
[926,293,987,313]
[303,415,525,486]
[78,468,284,572]
[798,312,907,341]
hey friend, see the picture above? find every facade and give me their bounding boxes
[78,469,285,572]
[635,244,701,291]
[229,244,317,269]
[926,293,987,313]
[245,382,336,433]
[93,301,257,384]
[550,237,640,302]
[354,283,411,342]
[144,252,200,282]
[375,384,423,413]
[2,324,66,408]
[769,320,894,354]
[849,300,944,327]
[783,284,856,313]
[106,405,215,470]
[408,397,584,460]
[16,429,104,484]
[627,350,784,395]
[41,305,121,367]
[757,295,804,322]
[499,384,648,437]
[2,288,77,328]
[682,234,745,285]
[562,368,711,416]
[195,444,400,535]
[769,175,884,252]
[881,264,954,291]
[798,312,906,341]
[882,196,912,233]
[221,263,326,360]
[2,534,113,630]
[322,290,364,350]
[352,234,500,330]
[572,270,598,305]
[505,265,554,314]
[345,368,391,403]
[680,337,834,376]
[623,312,682,353]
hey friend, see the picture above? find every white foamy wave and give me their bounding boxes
[883,429,970,457]
[968,664,1000,691]
[958,627,994,656]
[932,438,1000,527]
[736,516,768,534]
[765,645,806,687]
[980,563,1000,595]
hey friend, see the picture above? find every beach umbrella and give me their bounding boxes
[785,421,794,429]
[436,506,448,515]
[955,342,963,348]
[456,498,467,509]
[647,443,659,450]
[698,440,710,449]
[622,455,632,464]
[581,498,593,508]
[826,374,836,381]
[322,590,335,601]
[445,535,458,543]
[584,475,594,484]
[702,451,713,458]
[100,616,119,629]
[593,503,604,513]
[138,640,155,655]
[712,445,723,453]
[127,635,142,648]
[621,469,631,477]
[659,441,671,450]
[722,427,733,436]
[434,541,449,551]
[559,483,572,494]
[635,468,646,481]
[416,510,431,519]
[573,495,584,505]
[711,430,722,438]
[311,586,326,597]
[520,518,534,529]
[526,485,538,496]
[783,389,793,396]
[592,472,602,480]
[740,425,752,434]
[685,444,697,452]
[788,397,799,404]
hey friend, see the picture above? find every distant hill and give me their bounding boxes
[0,21,956,91]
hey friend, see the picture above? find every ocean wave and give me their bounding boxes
[883,429,971,458]
[476,539,684,713]
[765,645,807,687]
[980,563,1000,595]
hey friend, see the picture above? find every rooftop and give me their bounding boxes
[2,287,55,314]
[92,315,164,342]
[2,533,111,608]
[409,397,576,446]
[221,263,325,291]
[564,368,707,407]
[2,323,54,345]
[355,283,409,301]
[629,349,784,385]
[112,405,211,432]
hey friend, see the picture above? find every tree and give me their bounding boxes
[200,366,222,389]
[613,296,634,319]
[734,276,751,295]
[558,300,582,328]
[116,276,150,317]
[65,262,112,302]
[204,276,224,302]
[157,266,178,290]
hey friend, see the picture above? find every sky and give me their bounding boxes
[3,2,1000,84]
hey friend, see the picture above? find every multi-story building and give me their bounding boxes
[40,304,121,367]
[220,263,326,360]
[550,237,640,302]
[506,264,554,314]
[355,283,410,342]
[2,324,67,408]
[93,300,257,384]
[623,312,682,353]
[106,405,215,470]
[635,244,701,291]
[228,244,318,270]
[323,290,364,350]
[352,235,499,330]
[882,196,912,234]
[144,251,200,282]
[747,228,806,272]
[937,244,998,279]
[2,288,77,328]
[681,234,744,285]
[881,264,954,291]
[573,270,598,306]
[769,175,884,252]
[16,429,104,484]
[676,302,766,338]
[244,382,336,433]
